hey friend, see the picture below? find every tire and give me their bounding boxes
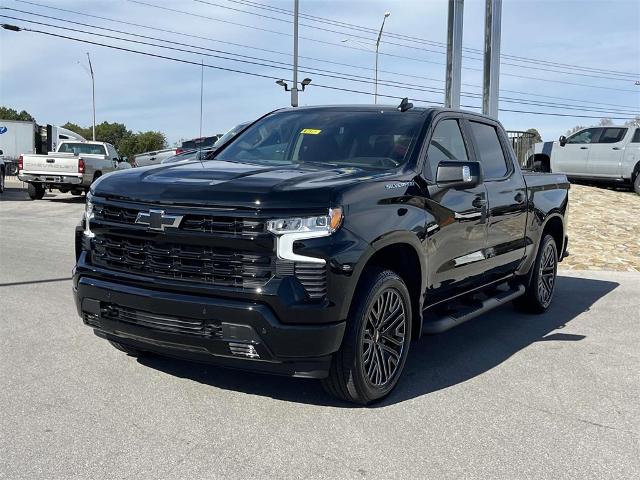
[0,168,5,194]
[633,173,640,195]
[514,234,558,314]
[322,268,412,405]
[109,340,147,357]
[27,183,45,200]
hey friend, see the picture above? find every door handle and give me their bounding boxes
[514,192,525,204]
[612,147,621,150]
[580,146,588,150]
[472,196,487,208]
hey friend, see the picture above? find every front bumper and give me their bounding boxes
[73,276,346,378]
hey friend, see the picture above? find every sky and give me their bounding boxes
[1,0,639,146]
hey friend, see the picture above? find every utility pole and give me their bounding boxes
[291,0,299,107]
[86,52,96,141]
[444,0,464,109]
[199,58,204,139]
[482,0,502,118]
[374,12,391,104]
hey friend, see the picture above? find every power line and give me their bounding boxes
[13,0,639,94]
[191,0,636,82]
[5,13,638,117]
[227,0,640,79]
[123,0,640,91]
[3,22,638,121]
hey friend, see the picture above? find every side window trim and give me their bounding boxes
[421,114,471,181]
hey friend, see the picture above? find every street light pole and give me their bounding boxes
[291,0,299,107]
[374,12,391,104]
[86,52,96,141]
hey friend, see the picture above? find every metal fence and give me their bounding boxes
[506,130,537,169]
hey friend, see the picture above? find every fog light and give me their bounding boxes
[228,342,260,359]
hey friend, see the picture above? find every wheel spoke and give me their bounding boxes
[359,288,407,387]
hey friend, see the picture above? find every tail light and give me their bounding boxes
[78,158,85,174]
[175,148,183,155]
[18,155,23,172]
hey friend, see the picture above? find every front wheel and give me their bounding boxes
[514,234,558,313]
[322,268,412,404]
[27,183,45,200]
[0,169,5,193]
[633,174,640,195]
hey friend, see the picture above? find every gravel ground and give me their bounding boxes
[563,183,640,272]
[1,181,639,479]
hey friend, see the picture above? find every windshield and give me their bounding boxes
[214,121,251,147]
[58,143,106,155]
[215,110,423,170]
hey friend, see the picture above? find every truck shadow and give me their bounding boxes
[137,275,618,408]
[0,185,85,203]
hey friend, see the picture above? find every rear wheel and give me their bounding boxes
[514,234,558,313]
[27,183,45,200]
[322,268,412,404]
[633,173,640,195]
[109,340,147,357]
[0,168,5,193]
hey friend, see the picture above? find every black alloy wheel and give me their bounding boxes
[537,240,557,309]
[514,234,558,313]
[360,288,407,387]
[322,268,412,404]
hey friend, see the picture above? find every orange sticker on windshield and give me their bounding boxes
[301,128,321,135]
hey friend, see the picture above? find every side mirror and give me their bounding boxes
[436,161,483,189]
[559,135,567,147]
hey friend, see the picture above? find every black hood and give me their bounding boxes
[92,160,397,209]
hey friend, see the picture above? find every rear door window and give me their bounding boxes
[632,128,640,143]
[597,128,627,144]
[468,121,509,179]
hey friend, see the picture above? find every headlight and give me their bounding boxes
[84,194,95,238]
[267,207,343,264]
[267,207,343,235]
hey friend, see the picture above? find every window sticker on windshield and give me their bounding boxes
[301,128,322,135]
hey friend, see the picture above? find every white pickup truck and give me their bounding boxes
[18,140,125,200]
[532,126,640,194]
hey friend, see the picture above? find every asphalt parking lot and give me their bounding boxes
[1,181,639,480]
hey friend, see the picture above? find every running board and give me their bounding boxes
[422,284,526,334]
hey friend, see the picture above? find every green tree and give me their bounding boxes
[61,122,91,139]
[94,122,132,150]
[119,131,167,159]
[0,106,36,122]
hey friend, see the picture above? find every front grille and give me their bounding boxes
[92,233,273,288]
[93,203,265,236]
[295,263,327,299]
[98,304,222,337]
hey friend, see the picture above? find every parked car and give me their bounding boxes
[133,148,177,167]
[18,140,123,199]
[532,126,640,194]
[160,147,215,164]
[74,105,569,404]
[176,135,219,154]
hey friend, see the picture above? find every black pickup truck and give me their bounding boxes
[73,105,569,404]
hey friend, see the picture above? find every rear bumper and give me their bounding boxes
[18,173,86,186]
[73,276,345,378]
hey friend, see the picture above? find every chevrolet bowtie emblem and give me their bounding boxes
[135,209,183,231]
